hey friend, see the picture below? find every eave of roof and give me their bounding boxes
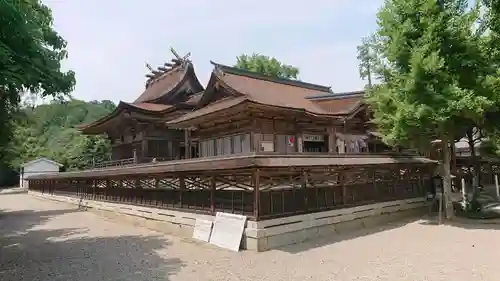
[306,90,365,100]
[167,96,248,126]
[26,153,437,180]
[78,101,176,132]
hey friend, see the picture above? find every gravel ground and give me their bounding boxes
[1,193,500,281]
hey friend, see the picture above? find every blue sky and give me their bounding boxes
[44,0,382,103]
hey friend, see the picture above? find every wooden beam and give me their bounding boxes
[328,126,337,153]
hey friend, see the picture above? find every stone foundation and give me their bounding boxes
[29,191,427,252]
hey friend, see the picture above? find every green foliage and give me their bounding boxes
[9,99,115,171]
[234,53,299,80]
[475,1,500,148]
[364,0,494,148]
[361,0,500,218]
[0,0,75,163]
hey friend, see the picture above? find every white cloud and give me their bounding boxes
[43,0,382,102]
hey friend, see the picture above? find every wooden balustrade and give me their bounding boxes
[29,163,433,221]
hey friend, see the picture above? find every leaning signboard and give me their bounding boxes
[209,212,247,252]
[192,219,213,242]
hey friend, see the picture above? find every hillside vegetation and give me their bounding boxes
[8,99,115,171]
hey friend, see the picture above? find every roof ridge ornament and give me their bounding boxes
[145,47,192,88]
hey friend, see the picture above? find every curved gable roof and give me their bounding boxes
[134,62,204,104]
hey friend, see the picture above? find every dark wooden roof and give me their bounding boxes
[168,65,366,126]
[134,62,203,103]
[79,60,205,134]
[78,101,178,134]
[307,91,365,116]
[26,153,437,180]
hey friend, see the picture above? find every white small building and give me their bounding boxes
[20,158,62,188]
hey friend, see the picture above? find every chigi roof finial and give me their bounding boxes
[144,47,192,88]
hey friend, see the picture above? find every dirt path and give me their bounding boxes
[1,192,500,281]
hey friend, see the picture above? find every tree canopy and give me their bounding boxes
[0,0,75,163]
[359,0,500,218]
[234,53,300,79]
[9,99,115,171]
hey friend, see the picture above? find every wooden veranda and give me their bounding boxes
[28,153,436,221]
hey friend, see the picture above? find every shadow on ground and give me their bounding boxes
[420,215,500,230]
[0,195,184,281]
[278,217,422,254]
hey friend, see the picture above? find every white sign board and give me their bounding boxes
[192,219,213,242]
[209,212,247,252]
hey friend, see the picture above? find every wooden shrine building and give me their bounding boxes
[79,56,392,164]
[79,53,204,163]
[27,52,437,251]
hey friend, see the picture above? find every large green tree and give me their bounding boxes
[477,1,500,154]
[362,0,497,218]
[234,53,299,79]
[0,0,75,163]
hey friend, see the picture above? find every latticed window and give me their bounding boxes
[241,134,251,153]
[233,135,242,153]
[206,139,215,156]
[216,138,224,155]
[199,133,253,157]
[223,137,232,154]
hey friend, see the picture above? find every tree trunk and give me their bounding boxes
[466,128,480,189]
[441,134,454,219]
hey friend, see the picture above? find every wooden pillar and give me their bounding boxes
[105,179,110,200]
[340,169,347,205]
[133,149,137,163]
[184,129,191,159]
[327,127,337,153]
[250,118,258,152]
[141,136,148,161]
[302,169,308,209]
[295,122,303,153]
[254,169,260,220]
[210,175,216,213]
[179,175,185,208]
[272,118,278,153]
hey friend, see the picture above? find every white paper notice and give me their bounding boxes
[209,212,247,252]
[192,219,213,242]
